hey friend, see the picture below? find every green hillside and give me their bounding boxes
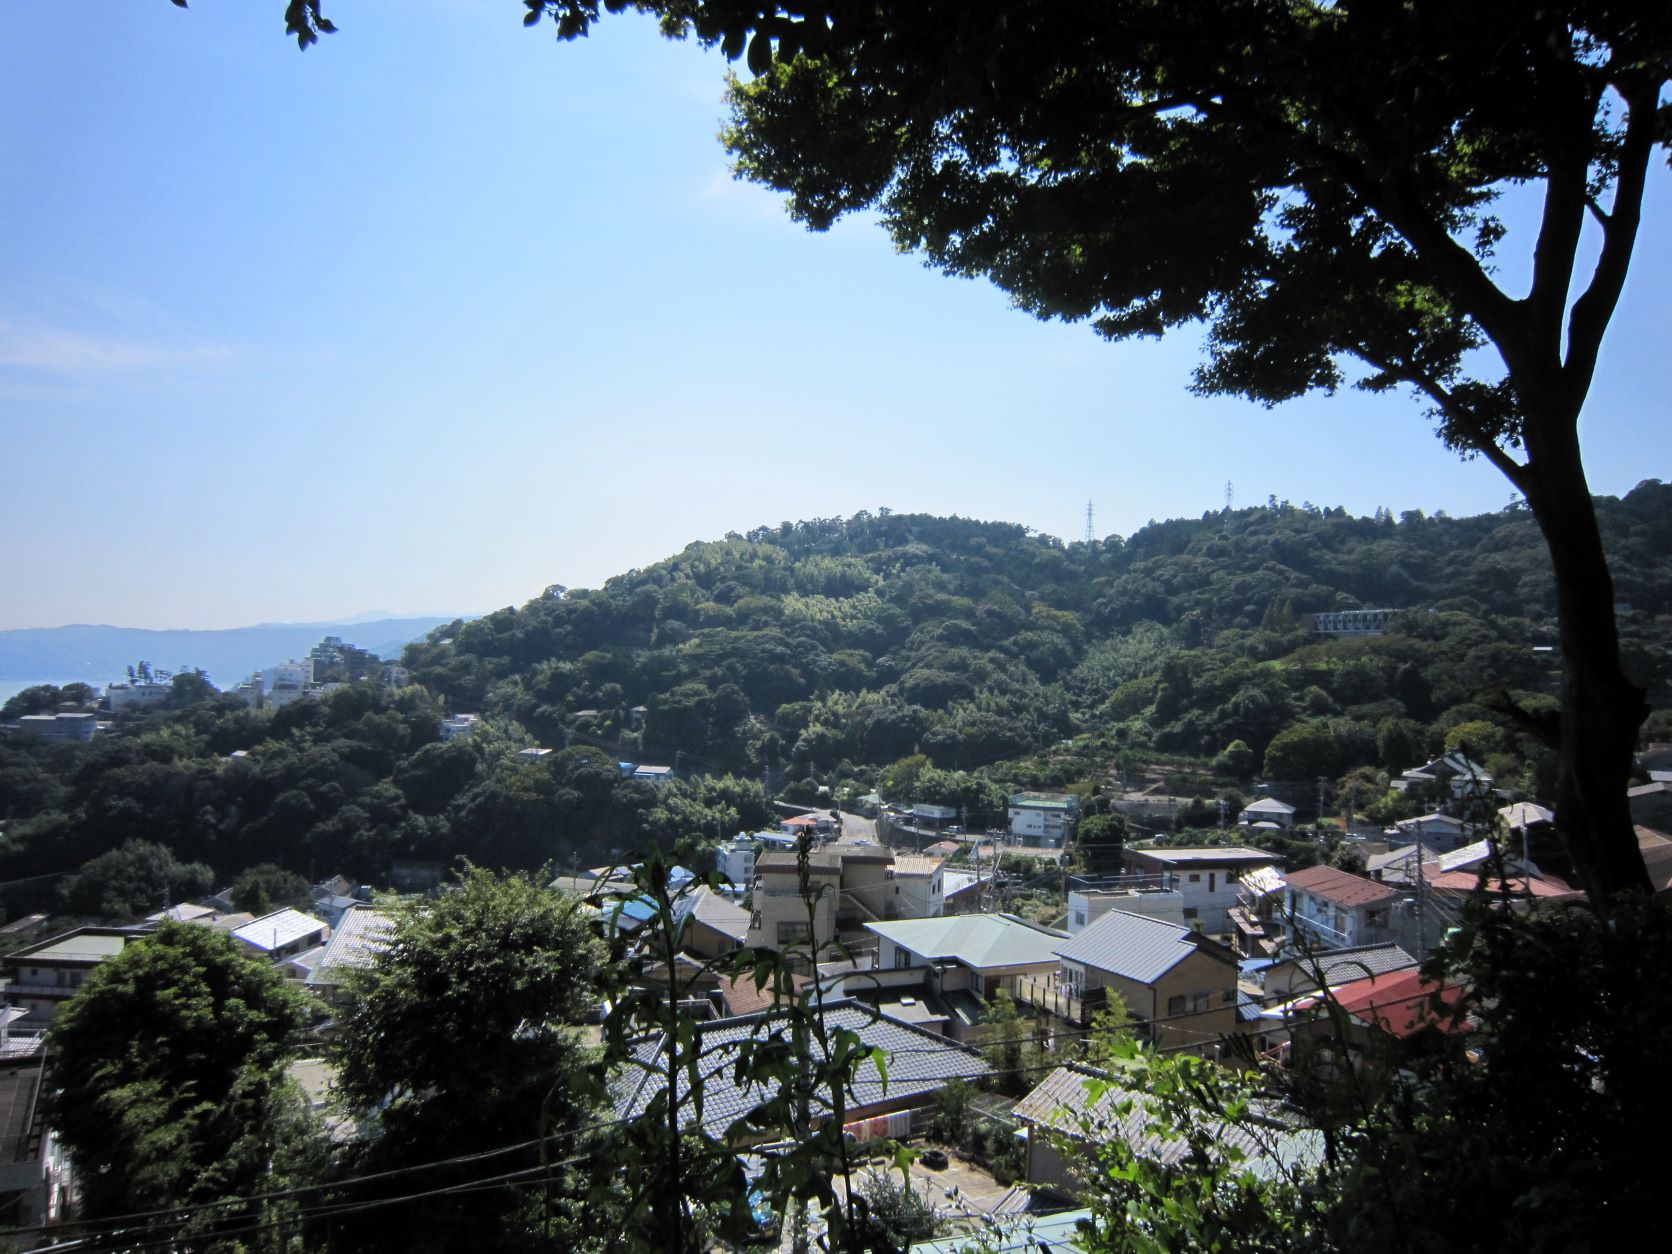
[2,484,1668,906]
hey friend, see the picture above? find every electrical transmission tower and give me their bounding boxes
[1085,500,1095,545]
[1224,480,1234,513]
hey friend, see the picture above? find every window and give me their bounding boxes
[1182,907,1199,919]
[894,948,914,969]
[1168,995,1187,1015]
[1208,873,1216,892]
[1073,911,1086,927]
[1188,873,1201,883]
[777,922,810,945]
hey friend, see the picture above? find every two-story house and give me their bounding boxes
[1048,910,1240,1052]
[1121,847,1279,933]
[1283,865,1401,950]
[1,928,143,1023]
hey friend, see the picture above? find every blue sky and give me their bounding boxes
[3,2,1668,630]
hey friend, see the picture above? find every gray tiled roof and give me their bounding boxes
[1052,910,1210,983]
[1014,1065,1321,1178]
[611,1000,991,1135]
[1269,942,1417,989]
[306,904,394,987]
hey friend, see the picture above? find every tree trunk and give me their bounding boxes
[1520,417,1652,904]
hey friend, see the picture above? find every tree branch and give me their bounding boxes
[1349,347,1530,491]
[1562,75,1665,409]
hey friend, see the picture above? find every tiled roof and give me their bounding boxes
[612,1001,991,1133]
[865,914,1066,972]
[1013,1066,1321,1176]
[1241,798,1296,814]
[890,855,944,877]
[1300,968,1468,1039]
[306,904,394,986]
[715,972,807,1017]
[1268,942,1417,990]
[1053,910,1219,984]
[1284,865,1399,909]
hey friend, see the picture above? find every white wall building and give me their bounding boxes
[106,682,172,711]
[1121,847,1279,933]
[1008,792,1080,846]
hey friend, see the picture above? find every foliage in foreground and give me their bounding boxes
[45,923,321,1235]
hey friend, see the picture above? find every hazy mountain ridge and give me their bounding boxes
[0,616,463,689]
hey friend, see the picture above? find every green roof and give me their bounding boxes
[1010,792,1077,810]
[29,933,130,962]
[864,914,1067,971]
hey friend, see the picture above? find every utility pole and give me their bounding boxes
[1413,819,1427,961]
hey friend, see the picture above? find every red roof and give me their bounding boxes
[1285,864,1400,908]
[1325,968,1468,1039]
[716,973,807,1017]
[1426,871,1581,900]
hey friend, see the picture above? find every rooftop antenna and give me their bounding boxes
[1084,500,1095,545]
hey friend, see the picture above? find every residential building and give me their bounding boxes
[1390,812,1472,854]
[1283,865,1401,950]
[305,904,395,1007]
[1015,1064,1320,1199]
[1066,884,1186,933]
[1395,752,1492,806]
[1048,910,1241,1051]
[940,870,994,915]
[262,660,316,709]
[865,913,1065,1001]
[105,681,172,711]
[1255,942,1418,1005]
[439,713,481,740]
[1238,796,1296,830]
[1226,864,1287,957]
[10,712,98,743]
[517,747,553,762]
[678,886,751,960]
[715,835,760,891]
[1008,792,1080,846]
[230,909,329,962]
[1,928,142,1023]
[744,843,895,956]
[1121,847,1279,933]
[612,1000,991,1141]
[0,1045,72,1227]
[888,855,946,918]
[631,764,675,785]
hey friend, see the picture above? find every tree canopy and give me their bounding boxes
[329,866,608,1249]
[45,922,319,1229]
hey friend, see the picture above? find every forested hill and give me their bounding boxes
[406,483,1671,778]
[2,485,1667,906]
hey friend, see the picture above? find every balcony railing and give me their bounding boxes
[1013,975,1106,1027]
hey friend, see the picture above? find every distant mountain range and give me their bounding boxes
[0,616,464,690]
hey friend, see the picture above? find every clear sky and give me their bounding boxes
[3,2,1668,630]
